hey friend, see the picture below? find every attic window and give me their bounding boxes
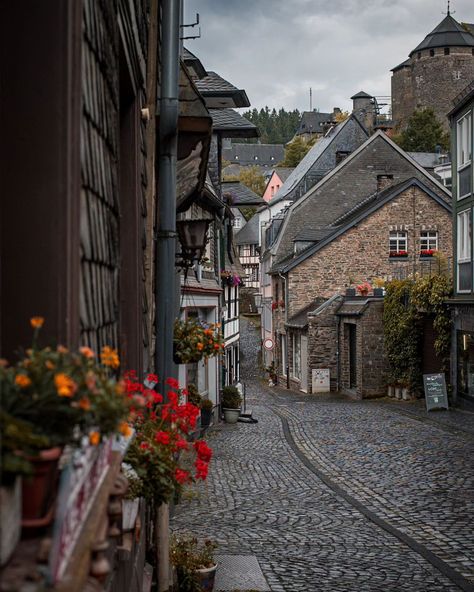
[336,151,350,165]
[254,156,258,160]
[444,47,450,55]
[430,49,434,57]
[235,156,239,160]
[417,52,421,59]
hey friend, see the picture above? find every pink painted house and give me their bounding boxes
[262,167,294,202]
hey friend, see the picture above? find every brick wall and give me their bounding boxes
[287,185,452,315]
[307,299,341,391]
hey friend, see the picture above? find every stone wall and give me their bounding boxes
[287,185,452,316]
[392,47,474,132]
[307,299,341,392]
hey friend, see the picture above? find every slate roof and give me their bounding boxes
[271,131,452,269]
[222,143,285,167]
[351,91,373,99]
[235,213,259,245]
[407,152,441,170]
[182,48,207,79]
[294,228,332,242]
[391,58,411,72]
[279,177,452,274]
[268,115,369,206]
[286,298,327,328]
[410,14,474,56]
[210,109,259,138]
[221,181,265,206]
[194,72,250,108]
[273,167,294,182]
[449,80,474,116]
[296,111,334,136]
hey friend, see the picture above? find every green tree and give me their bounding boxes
[393,109,450,152]
[242,106,301,144]
[238,166,266,196]
[280,136,317,167]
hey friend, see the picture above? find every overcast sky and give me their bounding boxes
[183,0,473,114]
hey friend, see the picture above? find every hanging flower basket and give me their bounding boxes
[174,319,224,365]
[220,270,243,287]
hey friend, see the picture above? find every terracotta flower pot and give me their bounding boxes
[22,446,62,528]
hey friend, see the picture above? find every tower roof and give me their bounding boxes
[409,14,474,56]
[350,91,372,100]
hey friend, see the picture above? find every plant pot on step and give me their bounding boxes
[223,408,240,424]
[394,386,402,400]
[402,387,411,401]
[387,385,395,398]
[0,476,22,566]
[196,563,217,592]
[22,446,62,529]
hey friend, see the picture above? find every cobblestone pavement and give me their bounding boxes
[172,317,474,591]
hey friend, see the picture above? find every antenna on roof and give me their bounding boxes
[181,13,201,40]
[309,87,312,112]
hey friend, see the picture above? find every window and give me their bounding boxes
[430,49,434,57]
[417,52,421,59]
[444,47,450,55]
[457,111,472,199]
[389,231,407,255]
[271,186,275,196]
[291,333,301,380]
[420,231,438,253]
[280,334,287,376]
[457,209,472,292]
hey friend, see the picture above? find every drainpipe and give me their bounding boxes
[336,315,341,392]
[155,1,180,591]
[279,271,290,388]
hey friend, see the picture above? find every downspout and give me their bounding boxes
[155,2,180,591]
[279,271,290,388]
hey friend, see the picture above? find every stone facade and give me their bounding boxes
[392,48,474,132]
[338,299,386,399]
[287,185,453,316]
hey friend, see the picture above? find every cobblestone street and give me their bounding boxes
[172,317,474,591]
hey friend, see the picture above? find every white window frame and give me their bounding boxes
[457,111,472,201]
[281,334,287,377]
[457,209,472,293]
[389,231,407,254]
[420,231,438,252]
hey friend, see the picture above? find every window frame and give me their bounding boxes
[389,230,408,255]
[457,111,472,201]
[420,230,438,253]
[457,208,472,294]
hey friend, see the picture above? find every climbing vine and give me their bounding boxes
[383,273,452,394]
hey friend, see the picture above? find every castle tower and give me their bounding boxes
[391,12,474,132]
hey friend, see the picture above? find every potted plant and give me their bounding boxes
[0,317,132,528]
[174,319,224,365]
[373,277,385,297]
[221,385,242,424]
[356,282,372,297]
[200,399,214,431]
[346,276,356,297]
[170,533,217,592]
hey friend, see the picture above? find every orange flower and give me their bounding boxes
[89,431,100,446]
[100,346,120,369]
[15,374,31,388]
[54,373,77,397]
[197,342,204,351]
[115,380,125,395]
[45,360,55,370]
[119,422,132,437]
[79,346,95,359]
[57,345,69,354]
[78,397,91,411]
[30,317,44,329]
[0,359,8,368]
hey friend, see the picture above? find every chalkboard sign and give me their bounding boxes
[423,373,449,411]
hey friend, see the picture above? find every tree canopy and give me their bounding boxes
[393,109,450,153]
[279,136,317,168]
[242,107,301,144]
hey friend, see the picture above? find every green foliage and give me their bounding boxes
[222,385,242,408]
[238,166,266,196]
[170,534,217,592]
[241,106,301,144]
[383,273,452,393]
[280,136,317,167]
[240,206,257,221]
[392,108,450,152]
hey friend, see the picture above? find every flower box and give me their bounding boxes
[389,251,408,258]
[419,249,437,257]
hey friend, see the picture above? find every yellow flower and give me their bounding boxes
[89,431,100,446]
[79,346,95,359]
[100,346,120,369]
[119,422,132,437]
[30,317,44,329]
[54,373,77,397]
[15,374,31,389]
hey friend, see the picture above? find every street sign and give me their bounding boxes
[423,373,449,411]
[263,338,274,351]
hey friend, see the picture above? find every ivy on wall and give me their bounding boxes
[383,273,452,393]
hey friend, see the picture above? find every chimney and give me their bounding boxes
[377,174,393,192]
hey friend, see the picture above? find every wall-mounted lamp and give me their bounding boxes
[254,293,262,312]
[176,219,210,269]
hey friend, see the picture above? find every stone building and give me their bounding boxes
[391,11,474,132]
[269,131,452,397]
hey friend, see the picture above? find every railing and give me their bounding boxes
[389,256,453,281]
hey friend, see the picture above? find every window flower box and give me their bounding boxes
[420,249,437,258]
[389,250,408,258]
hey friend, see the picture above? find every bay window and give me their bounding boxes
[457,209,472,292]
[457,111,472,200]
